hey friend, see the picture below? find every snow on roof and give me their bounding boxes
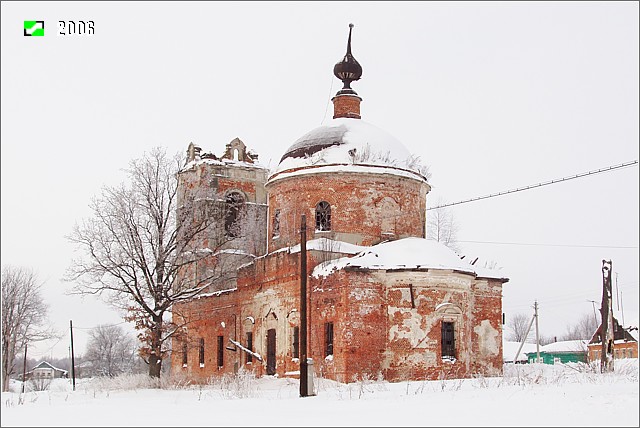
[33,361,67,373]
[269,118,428,183]
[267,163,428,185]
[533,340,588,354]
[287,237,367,255]
[312,237,509,280]
[503,341,538,362]
[181,156,268,173]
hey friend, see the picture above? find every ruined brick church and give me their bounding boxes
[171,26,509,383]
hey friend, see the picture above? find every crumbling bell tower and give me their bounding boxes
[177,138,268,293]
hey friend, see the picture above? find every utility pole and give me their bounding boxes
[21,344,27,394]
[513,312,535,363]
[534,301,540,363]
[587,300,599,326]
[70,320,76,390]
[299,214,309,397]
[600,260,615,373]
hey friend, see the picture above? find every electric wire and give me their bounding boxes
[427,160,638,210]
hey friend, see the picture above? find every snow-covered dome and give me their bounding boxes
[268,118,429,183]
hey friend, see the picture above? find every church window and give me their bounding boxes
[182,342,188,367]
[325,322,334,356]
[441,321,456,359]
[225,192,245,238]
[199,338,205,367]
[315,201,331,231]
[272,209,281,237]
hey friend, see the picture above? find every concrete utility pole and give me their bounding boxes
[600,260,615,373]
[299,214,309,397]
[534,301,540,363]
[513,312,535,363]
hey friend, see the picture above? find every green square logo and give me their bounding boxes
[24,21,44,36]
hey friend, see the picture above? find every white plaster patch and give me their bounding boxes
[474,319,499,357]
[359,304,375,316]
[388,307,425,347]
[350,287,377,301]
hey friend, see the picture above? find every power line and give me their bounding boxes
[427,160,638,210]
[458,240,638,249]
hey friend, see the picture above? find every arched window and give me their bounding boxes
[225,192,245,238]
[315,201,331,231]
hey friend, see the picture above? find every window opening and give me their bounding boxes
[325,322,334,356]
[315,201,331,231]
[246,332,253,364]
[293,326,300,359]
[441,321,455,359]
[225,192,245,238]
[217,335,224,367]
[272,209,281,237]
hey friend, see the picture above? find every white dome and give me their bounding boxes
[270,118,428,182]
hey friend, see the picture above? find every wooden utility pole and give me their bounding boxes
[299,214,309,397]
[21,344,27,393]
[600,260,615,373]
[70,320,76,390]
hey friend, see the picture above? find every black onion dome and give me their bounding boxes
[333,23,362,95]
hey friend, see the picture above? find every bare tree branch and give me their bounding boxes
[2,266,57,391]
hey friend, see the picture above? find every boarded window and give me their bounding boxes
[246,332,253,364]
[315,201,331,231]
[292,326,300,359]
[217,335,224,367]
[325,322,334,356]
[182,342,188,366]
[199,338,205,366]
[441,321,455,358]
[225,192,245,238]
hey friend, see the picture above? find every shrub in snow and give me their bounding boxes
[207,367,259,399]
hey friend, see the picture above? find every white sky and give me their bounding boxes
[1,360,638,427]
[1,1,638,360]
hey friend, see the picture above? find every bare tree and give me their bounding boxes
[427,199,461,253]
[561,312,599,341]
[506,313,531,343]
[64,147,239,379]
[1,266,55,392]
[84,324,139,377]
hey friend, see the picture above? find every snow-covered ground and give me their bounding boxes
[2,360,638,427]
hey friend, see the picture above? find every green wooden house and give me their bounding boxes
[526,340,588,364]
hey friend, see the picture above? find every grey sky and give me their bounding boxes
[2,1,638,359]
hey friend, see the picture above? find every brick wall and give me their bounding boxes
[265,171,428,252]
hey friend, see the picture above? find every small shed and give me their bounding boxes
[526,340,588,364]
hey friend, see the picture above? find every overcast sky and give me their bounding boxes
[2,1,638,360]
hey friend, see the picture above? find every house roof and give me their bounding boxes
[589,316,638,345]
[526,340,588,355]
[32,361,68,373]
